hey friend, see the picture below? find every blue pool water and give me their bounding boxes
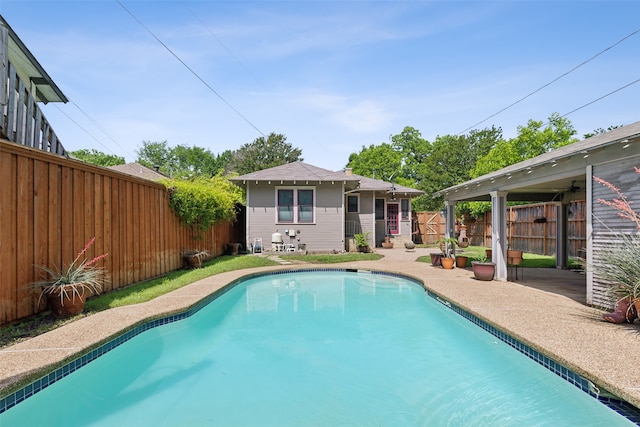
[1,270,635,425]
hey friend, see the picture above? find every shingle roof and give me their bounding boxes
[108,163,166,181]
[230,161,359,183]
[230,161,424,195]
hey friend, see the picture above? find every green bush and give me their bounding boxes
[163,176,243,232]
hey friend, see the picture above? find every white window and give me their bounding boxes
[276,187,315,224]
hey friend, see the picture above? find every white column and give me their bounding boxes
[490,191,508,281]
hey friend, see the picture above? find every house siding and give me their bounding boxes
[246,181,345,253]
[591,155,640,308]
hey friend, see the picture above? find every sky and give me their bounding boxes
[1,1,639,171]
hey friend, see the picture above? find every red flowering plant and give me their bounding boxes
[593,167,640,320]
[33,237,108,307]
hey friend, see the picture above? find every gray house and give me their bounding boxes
[434,121,640,307]
[230,162,424,253]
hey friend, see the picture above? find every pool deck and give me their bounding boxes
[2,246,640,412]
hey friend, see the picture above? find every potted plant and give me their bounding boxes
[471,254,495,281]
[455,255,469,268]
[430,252,443,266]
[593,168,640,323]
[437,237,458,257]
[183,249,210,269]
[32,237,108,319]
[354,232,371,253]
[441,254,455,269]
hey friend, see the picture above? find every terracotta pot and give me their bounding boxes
[381,242,394,249]
[441,257,455,269]
[46,287,88,319]
[430,253,443,266]
[455,256,468,268]
[472,261,495,281]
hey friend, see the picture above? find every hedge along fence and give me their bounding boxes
[0,140,236,325]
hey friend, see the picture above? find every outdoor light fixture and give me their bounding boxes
[581,150,589,158]
[621,139,631,149]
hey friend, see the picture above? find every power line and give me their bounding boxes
[116,0,266,137]
[551,77,640,125]
[458,27,640,135]
[180,0,261,85]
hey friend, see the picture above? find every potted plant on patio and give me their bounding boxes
[592,168,640,323]
[471,254,495,281]
[32,237,108,319]
[354,232,371,253]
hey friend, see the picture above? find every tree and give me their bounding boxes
[136,140,173,174]
[70,149,125,167]
[583,125,622,139]
[229,133,303,175]
[136,141,231,178]
[472,113,577,178]
[346,143,402,181]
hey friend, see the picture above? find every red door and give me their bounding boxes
[387,204,399,235]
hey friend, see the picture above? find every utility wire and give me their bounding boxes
[54,104,125,157]
[180,0,261,85]
[551,77,640,125]
[116,0,266,137]
[458,27,640,135]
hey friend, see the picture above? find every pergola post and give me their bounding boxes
[491,191,508,281]
[556,202,568,269]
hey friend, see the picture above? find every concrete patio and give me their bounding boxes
[1,246,639,418]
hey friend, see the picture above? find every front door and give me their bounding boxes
[387,203,399,235]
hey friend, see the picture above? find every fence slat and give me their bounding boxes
[0,140,239,325]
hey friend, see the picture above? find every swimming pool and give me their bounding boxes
[0,270,636,425]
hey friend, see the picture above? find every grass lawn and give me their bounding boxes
[0,252,382,348]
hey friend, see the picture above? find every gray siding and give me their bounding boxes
[246,181,345,253]
[591,156,640,307]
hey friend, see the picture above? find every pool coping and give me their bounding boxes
[1,266,639,424]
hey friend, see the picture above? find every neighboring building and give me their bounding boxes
[0,16,68,156]
[435,121,640,307]
[230,162,424,253]
[108,163,166,182]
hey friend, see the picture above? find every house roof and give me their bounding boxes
[230,161,425,196]
[0,16,67,104]
[108,163,166,181]
[348,172,425,196]
[231,161,355,182]
[434,120,640,202]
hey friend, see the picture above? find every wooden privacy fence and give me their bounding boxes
[415,200,586,257]
[0,140,237,325]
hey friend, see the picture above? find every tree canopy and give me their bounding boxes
[228,133,303,175]
[135,140,230,178]
[70,149,125,167]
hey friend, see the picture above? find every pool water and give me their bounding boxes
[1,270,634,426]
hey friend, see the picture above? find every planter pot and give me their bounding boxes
[430,253,443,266]
[184,255,203,269]
[472,261,495,281]
[441,257,455,269]
[46,288,87,319]
[358,245,369,253]
[381,242,394,249]
[455,256,468,268]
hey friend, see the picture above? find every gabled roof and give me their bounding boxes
[230,161,360,190]
[230,161,424,196]
[108,163,166,181]
[348,172,424,196]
